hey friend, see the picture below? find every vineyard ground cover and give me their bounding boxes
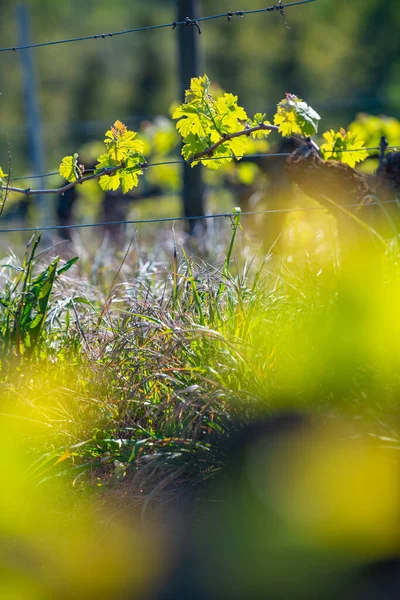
[0,219,397,480]
[1,205,400,596]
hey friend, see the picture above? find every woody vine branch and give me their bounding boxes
[0,75,371,201]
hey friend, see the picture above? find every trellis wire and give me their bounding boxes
[0,1,316,53]
[7,145,400,183]
[0,199,398,235]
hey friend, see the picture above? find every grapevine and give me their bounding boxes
[320,129,369,168]
[0,75,371,200]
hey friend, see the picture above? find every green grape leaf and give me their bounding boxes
[120,170,139,194]
[320,128,369,168]
[95,152,118,172]
[184,74,211,103]
[253,113,267,123]
[181,134,209,165]
[202,142,247,170]
[125,154,145,170]
[99,173,121,192]
[96,147,143,194]
[95,153,122,192]
[204,160,231,171]
[214,93,248,133]
[203,151,233,170]
[176,76,320,170]
[104,120,145,163]
[274,94,321,137]
[172,103,198,120]
[226,135,250,158]
[98,165,141,194]
[59,153,82,182]
[248,113,273,139]
[175,75,255,169]
[175,108,209,139]
[251,129,272,140]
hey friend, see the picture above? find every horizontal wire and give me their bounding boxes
[7,145,400,183]
[9,171,61,182]
[321,146,400,155]
[0,200,398,235]
[8,157,281,182]
[0,1,316,53]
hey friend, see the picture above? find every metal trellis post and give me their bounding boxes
[177,0,205,234]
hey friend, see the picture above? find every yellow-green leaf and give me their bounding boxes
[120,171,139,194]
[175,110,210,140]
[321,129,369,168]
[203,155,233,170]
[250,114,273,139]
[104,120,127,142]
[99,173,120,192]
[59,154,80,182]
[181,134,209,163]
[215,94,248,132]
[95,153,118,173]
[227,135,250,158]
[274,94,320,138]
[104,121,145,163]
[185,74,211,103]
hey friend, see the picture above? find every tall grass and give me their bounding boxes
[1,210,400,598]
[0,214,399,498]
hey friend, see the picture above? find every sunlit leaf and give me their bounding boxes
[99,172,121,192]
[249,113,273,139]
[274,94,320,137]
[321,128,369,167]
[59,154,81,182]
[175,75,255,169]
[215,93,248,132]
[104,121,145,162]
[184,74,211,103]
[120,171,139,194]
